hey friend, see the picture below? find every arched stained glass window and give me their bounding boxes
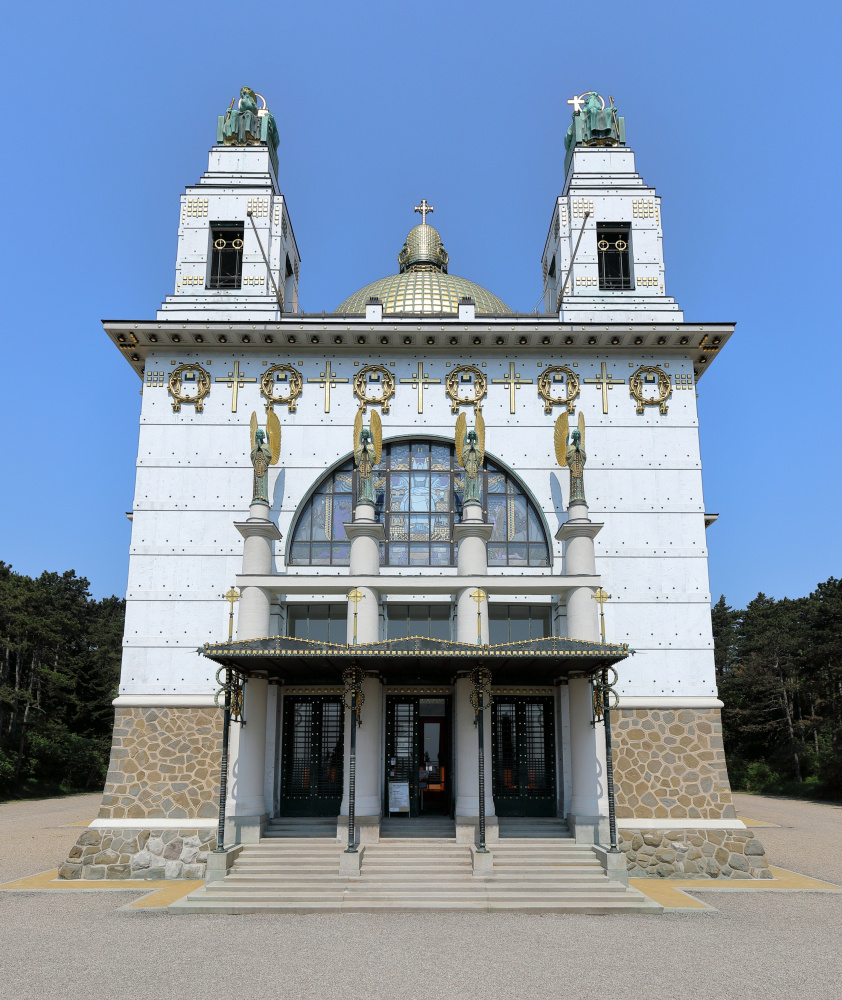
[288,439,550,568]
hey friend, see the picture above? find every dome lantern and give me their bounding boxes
[336,202,511,316]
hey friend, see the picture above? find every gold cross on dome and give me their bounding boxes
[492,362,534,414]
[584,362,625,414]
[414,199,434,224]
[215,361,257,413]
[306,362,349,413]
[399,362,442,413]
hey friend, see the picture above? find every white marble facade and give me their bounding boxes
[103,104,736,847]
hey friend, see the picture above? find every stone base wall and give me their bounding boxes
[618,828,772,879]
[98,706,221,821]
[612,708,736,820]
[58,827,217,880]
[58,704,223,880]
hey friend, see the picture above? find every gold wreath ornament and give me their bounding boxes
[353,365,396,414]
[445,365,487,414]
[629,365,672,415]
[538,365,580,415]
[168,364,211,413]
[260,364,303,413]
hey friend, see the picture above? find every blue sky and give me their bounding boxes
[2,0,840,608]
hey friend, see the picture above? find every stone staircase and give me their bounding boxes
[170,817,661,914]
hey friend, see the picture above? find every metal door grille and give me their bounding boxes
[491,696,557,816]
[280,695,344,816]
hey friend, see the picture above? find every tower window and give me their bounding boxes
[597,222,632,290]
[208,222,244,289]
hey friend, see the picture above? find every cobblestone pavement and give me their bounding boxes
[0,793,840,1000]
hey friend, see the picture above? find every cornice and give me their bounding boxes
[104,317,734,384]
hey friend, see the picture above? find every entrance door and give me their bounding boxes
[385,696,451,817]
[280,695,344,816]
[491,696,557,816]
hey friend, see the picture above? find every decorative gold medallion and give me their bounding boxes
[537,365,580,415]
[353,364,396,413]
[260,363,303,413]
[629,365,671,414]
[168,364,211,412]
[445,364,487,414]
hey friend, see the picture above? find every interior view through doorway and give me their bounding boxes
[385,695,452,819]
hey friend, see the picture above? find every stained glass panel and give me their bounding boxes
[288,441,550,567]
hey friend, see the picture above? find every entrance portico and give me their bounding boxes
[201,632,628,845]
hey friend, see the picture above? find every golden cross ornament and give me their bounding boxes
[215,361,257,413]
[592,588,611,643]
[584,362,625,414]
[307,362,349,413]
[223,586,240,640]
[399,362,441,413]
[470,588,487,646]
[348,588,365,645]
[492,362,534,414]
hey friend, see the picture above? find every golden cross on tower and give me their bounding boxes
[592,588,611,643]
[347,588,365,646]
[215,361,257,413]
[492,362,534,414]
[222,586,240,640]
[399,362,442,413]
[307,362,349,413]
[414,199,434,224]
[470,588,487,646]
[584,362,625,414]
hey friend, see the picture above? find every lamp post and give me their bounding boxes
[213,587,240,854]
[593,664,620,853]
[342,665,365,853]
[469,664,492,853]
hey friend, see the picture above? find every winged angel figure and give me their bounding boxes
[455,410,485,505]
[554,411,586,505]
[250,410,281,504]
[353,407,382,504]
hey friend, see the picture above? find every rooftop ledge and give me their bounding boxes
[105,318,734,384]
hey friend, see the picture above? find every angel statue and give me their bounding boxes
[554,411,587,505]
[455,410,485,505]
[353,407,382,504]
[249,410,281,504]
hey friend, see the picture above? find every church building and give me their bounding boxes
[61,88,771,905]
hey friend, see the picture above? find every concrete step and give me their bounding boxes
[171,893,661,915]
[169,833,659,916]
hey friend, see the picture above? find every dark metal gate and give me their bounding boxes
[280,695,344,816]
[491,696,557,817]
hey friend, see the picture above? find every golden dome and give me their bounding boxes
[335,219,512,316]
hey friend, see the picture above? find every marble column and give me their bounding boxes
[555,499,609,844]
[453,500,496,843]
[339,499,386,841]
[344,501,384,644]
[453,501,493,644]
[228,501,282,843]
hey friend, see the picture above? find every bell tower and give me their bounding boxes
[157,86,300,322]
[541,91,683,322]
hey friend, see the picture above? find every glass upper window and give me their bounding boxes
[288,438,550,568]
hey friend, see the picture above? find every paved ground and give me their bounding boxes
[0,793,840,1000]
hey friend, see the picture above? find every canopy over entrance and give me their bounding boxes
[200,634,630,685]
